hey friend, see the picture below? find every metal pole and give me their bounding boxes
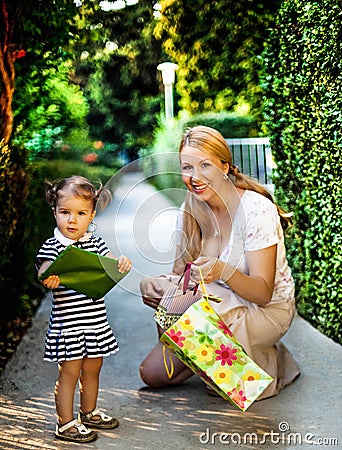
[157,62,178,122]
[164,84,174,121]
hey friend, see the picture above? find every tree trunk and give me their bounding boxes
[0,0,15,145]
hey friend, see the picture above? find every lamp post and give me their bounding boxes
[157,62,178,122]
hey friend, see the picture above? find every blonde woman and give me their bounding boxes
[140,126,299,400]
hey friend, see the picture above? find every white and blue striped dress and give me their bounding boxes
[36,228,119,362]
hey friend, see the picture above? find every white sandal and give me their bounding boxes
[55,418,97,442]
[79,407,119,429]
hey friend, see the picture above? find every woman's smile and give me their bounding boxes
[191,181,209,194]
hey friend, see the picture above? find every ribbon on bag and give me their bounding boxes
[153,262,202,329]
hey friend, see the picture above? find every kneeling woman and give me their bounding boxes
[139,125,299,400]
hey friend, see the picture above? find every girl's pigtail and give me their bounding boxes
[45,179,58,207]
[95,185,112,212]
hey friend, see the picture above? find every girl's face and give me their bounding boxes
[54,190,95,241]
[180,146,229,204]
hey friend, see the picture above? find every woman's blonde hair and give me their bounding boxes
[178,125,292,263]
[45,175,112,212]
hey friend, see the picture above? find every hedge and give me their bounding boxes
[261,0,342,343]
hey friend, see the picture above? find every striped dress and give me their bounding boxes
[36,228,119,362]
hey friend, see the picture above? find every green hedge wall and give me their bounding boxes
[262,1,342,343]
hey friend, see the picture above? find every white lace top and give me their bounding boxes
[176,190,295,304]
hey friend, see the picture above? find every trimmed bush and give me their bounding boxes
[262,1,342,343]
[181,111,262,138]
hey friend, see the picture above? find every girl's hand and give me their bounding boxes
[191,256,225,284]
[41,274,60,289]
[117,255,132,273]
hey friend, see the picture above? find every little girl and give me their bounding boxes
[36,175,132,443]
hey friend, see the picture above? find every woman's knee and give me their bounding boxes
[139,361,165,388]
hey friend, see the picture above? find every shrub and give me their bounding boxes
[180,111,263,138]
[262,0,342,343]
[0,143,30,320]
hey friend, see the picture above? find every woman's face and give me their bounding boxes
[180,146,229,204]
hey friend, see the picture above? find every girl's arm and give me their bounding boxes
[191,245,277,306]
[106,251,132,273]
[37,260,60,289]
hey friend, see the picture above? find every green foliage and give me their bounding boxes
[7,1,93,143]
[0,142,31,320]
[154,0,281,127]
[73,0,163,160]
[14,62,90,148]
[24,126,65,161]
[262,0,342,343]
[181,111,262,138]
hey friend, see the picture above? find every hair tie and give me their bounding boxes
[95,187,102,200]
[230,164,240,176]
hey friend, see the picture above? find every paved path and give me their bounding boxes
[0,172,341,450]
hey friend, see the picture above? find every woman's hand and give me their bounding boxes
[117,255,132,273]
[140,277,166,310]
[191,256,226,284]
[41,274,60,289]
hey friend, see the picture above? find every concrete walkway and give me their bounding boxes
[0,171,341,450]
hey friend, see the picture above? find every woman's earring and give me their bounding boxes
[223,173,229,180]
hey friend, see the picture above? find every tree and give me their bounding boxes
[73,0,163,159]
[0,0,94,324]
[0,0,19,143]
[0,0,89,144]
[154,0,281,125]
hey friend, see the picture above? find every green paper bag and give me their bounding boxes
[39,245,128,299]
[160,297,273,411]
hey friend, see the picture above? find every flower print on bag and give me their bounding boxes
[178,314,193,330]
[228,387,247,409]
[215,343,238,366]
[195,322,218,345]
[241,369,261,382]
[199,300,215,315]
[213,366,234,386]
[165,329,185,347]
[195,344,215,363]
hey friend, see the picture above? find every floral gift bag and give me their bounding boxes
[160,297,273,411]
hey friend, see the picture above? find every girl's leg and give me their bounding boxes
[140,341,193,388]
[55,359,83,425]
[79,356,103,415]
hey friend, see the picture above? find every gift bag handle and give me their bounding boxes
[178,262,195,294]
